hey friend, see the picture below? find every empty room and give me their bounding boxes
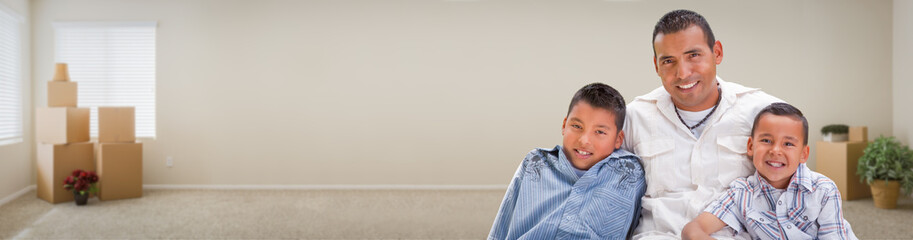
[1,0,912,239]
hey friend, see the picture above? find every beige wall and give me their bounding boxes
[0,0,30,200]
[29,0,894,186]
[896,0,913,146]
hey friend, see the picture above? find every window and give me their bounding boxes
[0,4,23,146]
[54,22,157,138]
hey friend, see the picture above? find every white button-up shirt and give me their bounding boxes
[622,77,782,239]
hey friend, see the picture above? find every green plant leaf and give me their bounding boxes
[857,136,913,193]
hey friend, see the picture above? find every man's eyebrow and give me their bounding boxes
[684,48,703,55]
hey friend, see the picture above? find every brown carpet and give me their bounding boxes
[0,189,911,239]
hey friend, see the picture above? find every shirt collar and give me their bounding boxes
[751,163,815,193]
[553,146,637,178]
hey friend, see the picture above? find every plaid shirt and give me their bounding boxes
[705,163,857,240]
[488,146,646,240]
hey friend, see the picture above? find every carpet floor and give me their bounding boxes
[0,189,911,239]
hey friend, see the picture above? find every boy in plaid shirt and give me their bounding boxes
[683,103,857,240]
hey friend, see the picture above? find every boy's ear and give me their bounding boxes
[615,130,625,149]
[800,145,810,164]
[746,137,754,158]
[561,117,568,134]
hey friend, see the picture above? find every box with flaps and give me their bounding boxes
[52,63,70,81]
[96,142,143,201]
[47,81,77,107]
[98,107,135,143]
[36,142,95,204]
[849,126,868,142]
[36,107,89,144]
[816,141,871,200]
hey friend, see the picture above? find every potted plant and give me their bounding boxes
[821,124,849,142]
[63,169,99,206]
[857,136,913,209]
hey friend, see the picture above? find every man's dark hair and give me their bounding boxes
[652,9,716,56]
[567,83,626,132]
[751,103,809,145]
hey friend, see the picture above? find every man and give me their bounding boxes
[621,9,783,239]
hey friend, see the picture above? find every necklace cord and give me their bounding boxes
[674,86,722,131]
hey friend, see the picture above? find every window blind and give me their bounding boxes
[54,22,157,138]
[0,4,23,145]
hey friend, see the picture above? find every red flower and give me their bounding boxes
[63,169,99,195]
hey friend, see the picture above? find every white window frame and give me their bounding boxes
[54,21,157,139]
[0,3,24,146]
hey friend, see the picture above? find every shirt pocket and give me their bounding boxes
[789,205,821,233]
[587,189,633,239]
[744,210,779,239]
[634,137,673,195]
[716,135,754,186]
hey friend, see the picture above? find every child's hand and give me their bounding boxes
[682,212,726,240]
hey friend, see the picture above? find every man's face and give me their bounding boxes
[747,114,809,189]
[653,25,723,111]
[561,101,623,171]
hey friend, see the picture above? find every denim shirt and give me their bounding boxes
[489,146,647,240]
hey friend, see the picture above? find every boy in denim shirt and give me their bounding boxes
[489,83,646,240]
[683,103,857,239]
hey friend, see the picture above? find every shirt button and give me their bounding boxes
[574,188,581,193]
[778,200,783,205]
[787,225,792,229]
[803,216,808,221]
[566,216,573,220]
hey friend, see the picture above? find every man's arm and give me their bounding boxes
[682,212,727,240]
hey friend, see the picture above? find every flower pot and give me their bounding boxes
[823,133,848,142]
[74,192,88,206]
[870,180,901,209]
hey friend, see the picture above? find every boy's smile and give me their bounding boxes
[562,101,623,171]
[747,114,809,189]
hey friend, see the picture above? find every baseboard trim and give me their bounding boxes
[143,184,508,190]
[0,185,36,207]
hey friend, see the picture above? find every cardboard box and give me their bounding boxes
[96,142,143,201]
[52,63,70,81]
[47,81,77,107]
[849,126,868,142]
[36,107,90,144]
[816,141,871,200]
[36,142,95,204]
[98,107,135,143]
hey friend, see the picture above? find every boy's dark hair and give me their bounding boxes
[751,102,809,145]
[652,9,716,57]
[567,83,626,131]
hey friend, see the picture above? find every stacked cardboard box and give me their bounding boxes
[816,126,871,200]
[96,107,143,201]
[36,63,95,204]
